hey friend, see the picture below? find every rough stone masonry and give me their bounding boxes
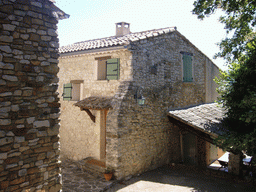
[0,0,67,191]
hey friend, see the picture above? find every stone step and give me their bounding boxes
[77,157,106,177]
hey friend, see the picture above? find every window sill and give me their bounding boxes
[96,80,119,82]
[63,100,80,102]
[182,81,194,84]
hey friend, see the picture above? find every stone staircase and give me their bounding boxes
[77,157,106,178]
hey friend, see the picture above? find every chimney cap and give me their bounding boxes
[116,21,130,24]
[115,22,130,25]
[115,22,131,37]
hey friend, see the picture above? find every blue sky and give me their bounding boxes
[56,0,228,70]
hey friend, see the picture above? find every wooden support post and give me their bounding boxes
[180,132,184,163]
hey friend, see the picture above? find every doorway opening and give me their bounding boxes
[182,132,197,165]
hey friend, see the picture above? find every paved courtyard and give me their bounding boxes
[61,159,255,192]
[106,166,255,192]
[61,159,116,192]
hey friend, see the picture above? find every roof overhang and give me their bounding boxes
[168,103,225,139]
[60,45,127,57]
[74,96,113,123]
[74,96,113,110]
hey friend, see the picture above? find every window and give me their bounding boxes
[96,57,120,80]
[63,83,72,101]
[63,80,83,101]
[181,52,193,82]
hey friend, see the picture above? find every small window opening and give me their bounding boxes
[63,80,83,101]
[96,57,120,80]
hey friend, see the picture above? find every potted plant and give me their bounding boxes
[104,167,113,181]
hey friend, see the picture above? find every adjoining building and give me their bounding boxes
[168,103,225,168]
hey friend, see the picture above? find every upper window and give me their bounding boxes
[181,52,193,82]
[63,80,83,101]
[96,57,120,80]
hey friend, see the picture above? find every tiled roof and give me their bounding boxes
[59,27,176,53]
[168,103,226,136]
[74,96,113,110]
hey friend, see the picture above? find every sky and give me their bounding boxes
[56,0,228,70]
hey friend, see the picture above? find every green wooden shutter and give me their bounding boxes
[63,83,72,100]
[183,55,193,82]
[106,58,119,80]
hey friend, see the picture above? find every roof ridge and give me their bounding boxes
[129,26,175,34]
[67,26,175,45]
[73,35,118,45]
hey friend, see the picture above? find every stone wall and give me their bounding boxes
[205,59,219,103]
[108,32,219,179]
[58,49,133,161]
[58,31,219,179]
[228,153,243,176]
[0,1,63,191]
[205,142,225,166]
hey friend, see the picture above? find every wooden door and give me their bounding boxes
[183,133,197,165]
[100,110,106,160]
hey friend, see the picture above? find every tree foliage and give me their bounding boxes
[193,1,256,156]
[214,44,256,156]
[193,0,256,61]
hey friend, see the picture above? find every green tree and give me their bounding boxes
[214,44,256,156]
[193,0,256,156]
[193,0,256,61]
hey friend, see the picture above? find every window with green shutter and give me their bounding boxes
[63,83,72,100]
[182,53,193,82]
[106,58,120,80]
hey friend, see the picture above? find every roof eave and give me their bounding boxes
[50,2,70,20]
[74,96,113,110]
[173,30,219,70]
[168,113,219,138]
[59,45,128,56]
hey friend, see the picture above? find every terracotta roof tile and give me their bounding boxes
[59,27,176,53]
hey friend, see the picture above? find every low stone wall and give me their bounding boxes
[228,153,243,176]
[0,1,64,191]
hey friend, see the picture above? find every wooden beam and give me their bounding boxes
[81,107,96,123]
[95,56,111,61]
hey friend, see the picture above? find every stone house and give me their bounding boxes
[0,0,68,191]
[58,22,220,179]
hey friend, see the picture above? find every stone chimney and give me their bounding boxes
[116,22,130,37]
